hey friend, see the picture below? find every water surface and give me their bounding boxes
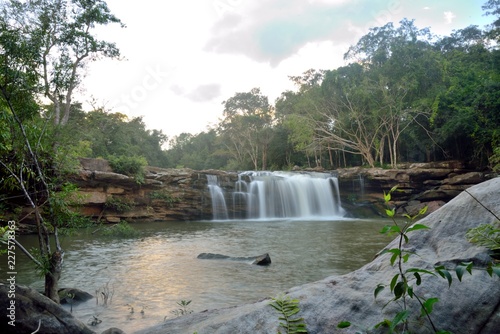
[6,219,391,332]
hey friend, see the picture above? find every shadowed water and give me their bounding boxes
[5,219,391,332]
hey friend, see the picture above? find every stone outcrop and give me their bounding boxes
[337,161,495,217]
[62,159,495,223]
[136,177,500,334]
[69,159,236,222]
[0,283,95,334]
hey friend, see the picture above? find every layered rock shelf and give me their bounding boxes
[68,159,495,223]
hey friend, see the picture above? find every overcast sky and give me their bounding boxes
[81,0,491,140]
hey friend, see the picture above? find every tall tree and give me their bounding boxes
[1,13,64,302]
[2,0,124,126]
[218,88,273,170]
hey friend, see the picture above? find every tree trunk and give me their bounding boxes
[45,250,64,303]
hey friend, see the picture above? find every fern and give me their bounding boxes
[269,295,308,334]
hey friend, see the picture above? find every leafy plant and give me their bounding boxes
[466,224,500,251]
[108,154,147,183]
[149,190,180,207]
[170,300,193,317]
[100,221,138,238]
[269,295,308,334]
[104,196,134,213]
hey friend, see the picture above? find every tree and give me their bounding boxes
[0,15,65,302]
[0,0,124,304]
[2,0,124,126]
[218,88,274,170]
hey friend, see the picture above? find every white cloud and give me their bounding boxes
[444,11,456,24]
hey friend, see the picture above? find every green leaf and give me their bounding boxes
[406,224,430,233]
[390,274,399,292]
[385,208,396,217]
[394,281,406,300]
[394,282,407,299]
[380,225,392,234]
[374,284,385,299]
[384,191,391,203]
[406,268,436,277]
[390,310,410,329]
[403,233,409,243]
[418,206,428,216]
[403,253,410,263]
[435,266,453,287]
[374,319,391,329]
[414,272,422,286]
[421,297,439,316]
[455,262,473,282]
[487,263,500,278]
[407,285,414,298]
[337,321,351,328]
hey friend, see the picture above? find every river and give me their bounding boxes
[4,218,392,332]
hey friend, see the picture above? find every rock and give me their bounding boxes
[0,283,95,334]
[138,178,500,334]
[105,216,121,223]
[79,158,112,172]
[443,171,485,185]
[252,253,272,265]
[197,253,272,266]
[58,288,93,304]
[101,328,126,334]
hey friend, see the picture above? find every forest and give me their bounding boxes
[1,2,499,178]
[0,0,499,310]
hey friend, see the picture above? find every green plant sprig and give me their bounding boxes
[269,295,308,334]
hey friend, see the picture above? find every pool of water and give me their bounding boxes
[5,219,391,332]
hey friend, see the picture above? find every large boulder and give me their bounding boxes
[137,177,500,334]
[0,283,95,334]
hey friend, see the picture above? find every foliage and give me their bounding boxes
[489,145,500,172]
[339,187,500,333]
[100,221,138,238]
[170,300,193,318]
[466,223,500,251]
[104,196,134,213]
[108,154,147,183]
[1,0,124,126]
[149,190,180,207]
[269,295,308,334]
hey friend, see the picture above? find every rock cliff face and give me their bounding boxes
[337,160,495,217]
[69,159,494,223]
[136,177,500,334]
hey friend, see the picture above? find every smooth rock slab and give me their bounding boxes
[138,177,500,334]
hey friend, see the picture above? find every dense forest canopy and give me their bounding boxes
[1,0,500,177]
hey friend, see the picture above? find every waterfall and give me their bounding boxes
[207,172,345,220]
[207,175,228,220]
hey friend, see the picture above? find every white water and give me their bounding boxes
[209,171,345,220]
[207,175,228,220]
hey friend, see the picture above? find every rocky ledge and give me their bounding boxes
[64,159,496,224]
[136,177,500,334]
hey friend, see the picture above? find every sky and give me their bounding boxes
[81,0,492,141]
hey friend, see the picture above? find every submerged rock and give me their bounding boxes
[197,252,271,265]
[138,177,500,334]
[58,287,94,304]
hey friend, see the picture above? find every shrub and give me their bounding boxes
[104,196,134,213]
[108,155,147,183]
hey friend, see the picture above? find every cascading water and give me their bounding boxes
[207,171,345,220]
[206,175,228,220]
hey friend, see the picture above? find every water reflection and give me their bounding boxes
[3,219,391,332]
